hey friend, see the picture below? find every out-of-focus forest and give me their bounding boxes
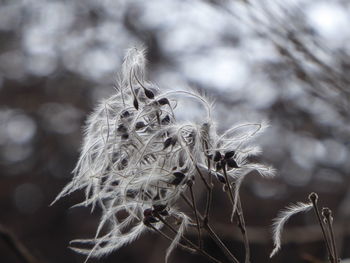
[0,0,349,262]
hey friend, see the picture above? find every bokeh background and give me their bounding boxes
[1,0,350,262]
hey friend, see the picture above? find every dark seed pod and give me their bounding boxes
[153,204,167,212]
[215,173,226,184]
[224,151,236,159]
[226,158,239,168]
[117,124,127,133]
[158,98,170,106]
[163,137,173,150]
[161,115,170,125]
[144,88,155,99]
[213,151,222,162]
[133,98,139,110]
[135,121,146,130]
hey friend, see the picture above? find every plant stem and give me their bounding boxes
[189,185,203,249]
[147,223,195,253]
[222,166,250,263]
[155,215,223,263]
[310,199,334,263]
[203,223,240,263]
[181,194,240,263]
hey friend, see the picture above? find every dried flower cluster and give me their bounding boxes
[52,47,275,262]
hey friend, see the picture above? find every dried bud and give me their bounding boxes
[226,158,239,169]
[224,151,236,159]
[213,151,222,162]
[308,192,318,203]
[144,88,155,99]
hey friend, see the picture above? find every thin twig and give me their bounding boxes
[0,224,40,263]
[309,194,334,263]
[189,185,203,249]
[155,215,222,263]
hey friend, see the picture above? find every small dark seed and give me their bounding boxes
[173,172,186,179]
[215,173,226,184]
[148,216,159,223]
[135,121,146,130]
[133,98,139,110]
[213,151,222,162]
[215,161,222,171]
[159,210,169,216]
[161,115,170,125]
[121,133,129,140]
[158,98,170,106]
[117,124,127,133]
[170,177,184,185]
[144,88,155,99]
[224,151,236,159]
[143,208,153,217]
[163,137,173,150]
[186,179,194,187]
[226,158,239,169]
[121,111,130,118]
[153,204,167,212]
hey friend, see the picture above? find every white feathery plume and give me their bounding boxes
[270,202,313,258]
